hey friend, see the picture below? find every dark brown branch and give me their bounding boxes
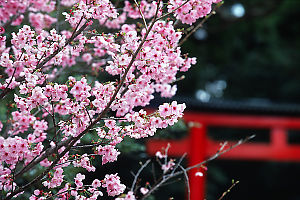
[36,18,87,71]
[1,67,16,94]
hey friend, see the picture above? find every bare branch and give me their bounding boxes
[131,159,151,192]
[140,135,255,200]
[170,153,187,176]
[179,165,190,200]
[2,67,16,93]
[218,180,239,200]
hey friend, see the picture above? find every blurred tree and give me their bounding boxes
[179,0,300,103]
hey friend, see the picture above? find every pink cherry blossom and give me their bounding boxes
[74,173,85,188]
[97,145,120,165]
[102,174,126,196]
[0,27,4,34]
[140,187,149,195]
[0,0,205,198]
[162,160,175,173]
[92,179,101,188]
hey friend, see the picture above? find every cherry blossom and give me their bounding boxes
[116,191,136,200]
[102,174,126,196]
[97,145,120,165]
[195,171,204,177]
[168,0,222,25]
[0,0,219,198]
[140,187,149,195]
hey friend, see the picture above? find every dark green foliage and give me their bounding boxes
[179,0,300,103]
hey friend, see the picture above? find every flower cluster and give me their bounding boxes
[29,13,57,33]
[62,0,118,27]
[0,0,55,26]
[0,136,43,192]
[72,154,96,172]
[124,0,160,19]
[116,191,136,200]
[102,174,126,196]
[0,0,219,198]
[43,167,65,189]
[124,101,186,139]
[168,0,222,24]
[97,145,120,165]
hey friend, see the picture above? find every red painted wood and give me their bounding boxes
[147,139,300,161]
[189,125,206,200]
[146,112,300,200]
[183,112,300,128]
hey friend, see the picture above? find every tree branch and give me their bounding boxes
[140,135,255,200]
[217,180,239,200]
[131,159,151,192]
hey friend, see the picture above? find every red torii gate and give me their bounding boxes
[146,112,300,200]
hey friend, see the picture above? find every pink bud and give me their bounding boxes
[0,26,5,34]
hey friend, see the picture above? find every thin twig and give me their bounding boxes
[54,154,99,167]
[45,186,100,200]
[186,135,255,171]
[179,165,190,200]
[133,0,148,30]
[84,105,93,125]
[140,135,255,200]
[170,153,187,176]
[217,180,239,200]
[39,105,53,117]
[2,67,16,93]
[159,178,182,187]
[71,142,102,149]
[164,143,171,167]
[131,159,151,191]
[151,162,157,183]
